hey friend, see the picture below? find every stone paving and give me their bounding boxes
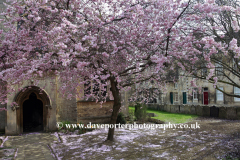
[0,118,240,160]
[51,118,240,160]
[0,133,58,160]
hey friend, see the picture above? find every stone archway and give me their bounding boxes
[14,86,51,133]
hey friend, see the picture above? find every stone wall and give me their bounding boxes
[56,77,77,123]
[146,104,240,120]
[4,75,58,135]
[55,96,77,123]
[120,90,129,115]
[0,104,6,132]
[77,100,114,124]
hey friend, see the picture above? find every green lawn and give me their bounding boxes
[129,106,198,124]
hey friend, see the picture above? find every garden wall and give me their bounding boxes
[146,104,240,120]
[77,100,114,124]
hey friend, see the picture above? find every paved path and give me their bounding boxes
[0,118,240,159]
[51,118,240,160]
[1,133,58,160]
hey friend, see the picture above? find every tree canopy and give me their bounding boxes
[0,0,238,140]
[177,0,240,98]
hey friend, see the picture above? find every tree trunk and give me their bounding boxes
[107,76,121,141]
[107,106,118,141]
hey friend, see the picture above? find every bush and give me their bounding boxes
[128,109,135,123]
[116,112,126,124]
[61,121,71,129]
[134,103,147,122]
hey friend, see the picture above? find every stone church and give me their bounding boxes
[0,75,129,135]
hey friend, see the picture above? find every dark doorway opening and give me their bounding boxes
[210,106,219,117]
[23,92,43,132]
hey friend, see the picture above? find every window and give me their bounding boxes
[100,80,107,97]
[183,92,187,104]
[84,79,107,98]
[174,92,178,102]
[193,88,198,100]
[84,78,91,97]
[174,83,178,89]
[170,92,173,104]
[215,63,223,76]
[92,82,99,96]
[233,58,239,72]
[201,63,208,77]
[159,93,164,104]
[234,87,240,102]
[203,87,208,91]
[202,68,208,77]
[216,87,223,101]
[148,88,157,103]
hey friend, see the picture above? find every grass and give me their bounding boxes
[129,106,198,124]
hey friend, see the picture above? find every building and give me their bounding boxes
[0,74,129,135]
[142,65,240,107]
[0,0,129,135]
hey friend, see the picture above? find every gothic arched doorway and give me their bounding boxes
[23,92,43,132]
[14,86,51,134]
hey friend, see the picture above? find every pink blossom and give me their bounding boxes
[75,43,83,52]
[102,52,109,58]
[34,17,41,22]
[206,69,214,80]
[207,0,215,4]
[42,0,48,4]
[77,62,89,68]
[190,80,197,88]
[0,108,7,111]
[232,21,239,32]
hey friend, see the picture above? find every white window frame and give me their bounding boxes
[234,87,240,102]
[193,88,198,100]
[174,92,178,102]
[202,68,207,76]
[174,83,178,89]
[215,63,223,76]
[216,87,224,101]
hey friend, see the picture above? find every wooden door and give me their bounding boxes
[203,92,208,105]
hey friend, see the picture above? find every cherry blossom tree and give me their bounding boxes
[0,0,232,140]
[177,0,240,98]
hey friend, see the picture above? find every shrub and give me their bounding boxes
[77,122,95,134]
[60,121,78,132]
[134,103,147,122]
[116,112,126,124]
[128,109,135,123]
[61,121,71,130]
